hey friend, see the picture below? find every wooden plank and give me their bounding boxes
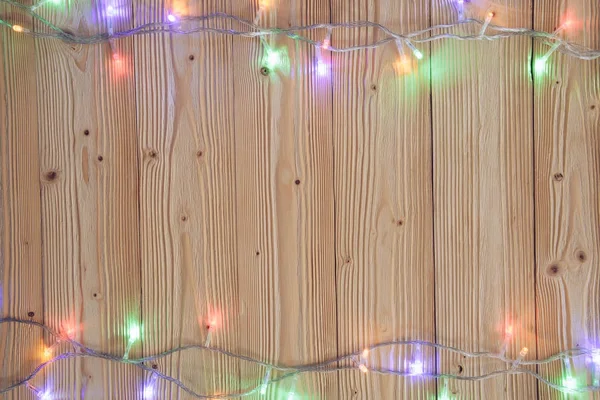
[431,1,536,398]
[534,0,600,398]
[133,1,240,398]
[331,1,435,398]
[0,15,43,400]
[232,0,337,398]
[34,0,141,397]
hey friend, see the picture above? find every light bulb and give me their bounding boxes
[562,376,577,391]
[519,347,529,357]
[358,364,369,373]
[316,60,328,76]
[12,25,25,33]
[592,350,600,365]
[534,58,546,74]
[167,14,177,23]
[106,5,115,16]
[264,48,283,70]
[409,360,424,375]
[129,324,141,342]
[142,385,154,399]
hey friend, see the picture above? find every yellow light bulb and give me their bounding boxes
[12,25,24,33]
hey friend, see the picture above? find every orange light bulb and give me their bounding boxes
[12,25,24,33]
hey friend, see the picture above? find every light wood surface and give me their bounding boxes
[534,1,600,399]
[1,0,599,399]
[431,1,537,398]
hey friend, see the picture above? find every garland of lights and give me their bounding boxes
[2,1,600,399]
[2,317,600,399]
[0,0,599,76]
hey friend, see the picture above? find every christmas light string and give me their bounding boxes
[0,1,599,69]
[2,318,600,399]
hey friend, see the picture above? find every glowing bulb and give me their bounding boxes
[259,0,269,8]
[404,41,423,60]
[395,56,412,75]
[264,48,282,70]
[358,364,369,373]
[592,350,600,365]
[322,39,330,49]
[479,10,495,36]
[409,360,424,375]
[106,5,115,16]
[519,347,529,357]
[12,25,24,33]
[167,14,177,23]
[362,349,369,358]
[142,385,154,399]
[316,60,328,76]
[534,58,546,74]
[562,376,577,391]
[129,325,141,342]
[38,391,52,400]
[43,347,52,359]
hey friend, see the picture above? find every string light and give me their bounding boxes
[357,348,369,373]
[534,18,574,75]
[27,382,51,400]
[167,14,177,23]
[479,11,495,36]
[123,323,141,360]
[106,5,116,17]
[204,317,217,347]
[12,24,27,33]
[500,324,513,356]
[263,46,284,70]
[535,42,561,74]
[512,347,528,369]
[562,375,578,392]
[404,40,423,60]
[408,345,424,375]
[321,28,332,49]
[0,7,597,66]
[142,372,159,399]
[3,316,600,398]
[315,59,328,77]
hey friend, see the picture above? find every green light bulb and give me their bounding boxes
[128,324,141,342]
[534,58,546,74]
[264,48,282,70]
[562,375,577,392]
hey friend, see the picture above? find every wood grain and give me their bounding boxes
[133,0,240,397]
[331,1,435,398]
[33,0,141,398]
[431,1,537,398]
[0,17,43,400]
[534,1,600,398]
[232,0,337,398]
[1,0,600,398]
